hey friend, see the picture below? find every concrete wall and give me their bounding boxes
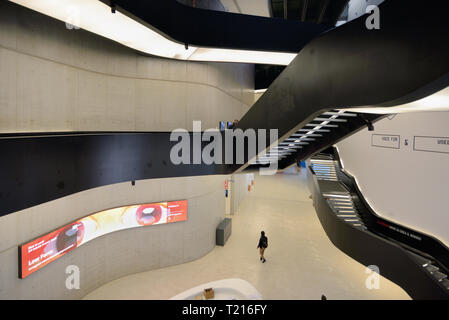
[336,111,449,247]
[0,174,227,299]
[0,1,254,133]
[230,173,254,214]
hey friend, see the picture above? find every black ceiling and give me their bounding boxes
[257,0,349,89]
[271,0,349,26]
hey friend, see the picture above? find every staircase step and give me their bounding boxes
[431,271,447,281]
[425,264,439,273]
[332,204,354,208]
[322,112,358,117]
[329,201,352,205]
[305,123,338,128]
[314,117,348,122]
[299,129,330,133]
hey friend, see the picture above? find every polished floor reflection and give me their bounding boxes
[84,168,410,300]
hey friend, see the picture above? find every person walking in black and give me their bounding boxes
[257,231,268,263]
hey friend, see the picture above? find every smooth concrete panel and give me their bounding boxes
[0,174,227,299]
[105,76,136,130]
[77,70,109,130]
[186,60,209,84]
[16,53,78,132]
[106,44,138,79]
[0,1,254,133]
[0,48,17,132]
[161,59,188,83]
[15,5,79,69]
[136,55,166,80]
[158,81,189,130]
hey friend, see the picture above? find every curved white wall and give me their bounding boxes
[0,174,227,299]
[0,1,254,133]
[336,110,449,247]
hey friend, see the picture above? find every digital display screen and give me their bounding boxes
[19,200,188,279]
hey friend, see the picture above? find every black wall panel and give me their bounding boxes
[0,132,227,217]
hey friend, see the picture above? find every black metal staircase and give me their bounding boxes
[308,149,449,299]
[310,154,367,231]
[250,110,384,169]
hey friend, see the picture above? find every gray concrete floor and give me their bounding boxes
[83,168,410,300]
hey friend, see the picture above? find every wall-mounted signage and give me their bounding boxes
[414,136,449,154]
[376,220,422,242]
[19,200,188,279]
[371,134,400,149]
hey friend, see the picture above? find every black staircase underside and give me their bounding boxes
[236,0,449,143]
[101,0,330,52]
